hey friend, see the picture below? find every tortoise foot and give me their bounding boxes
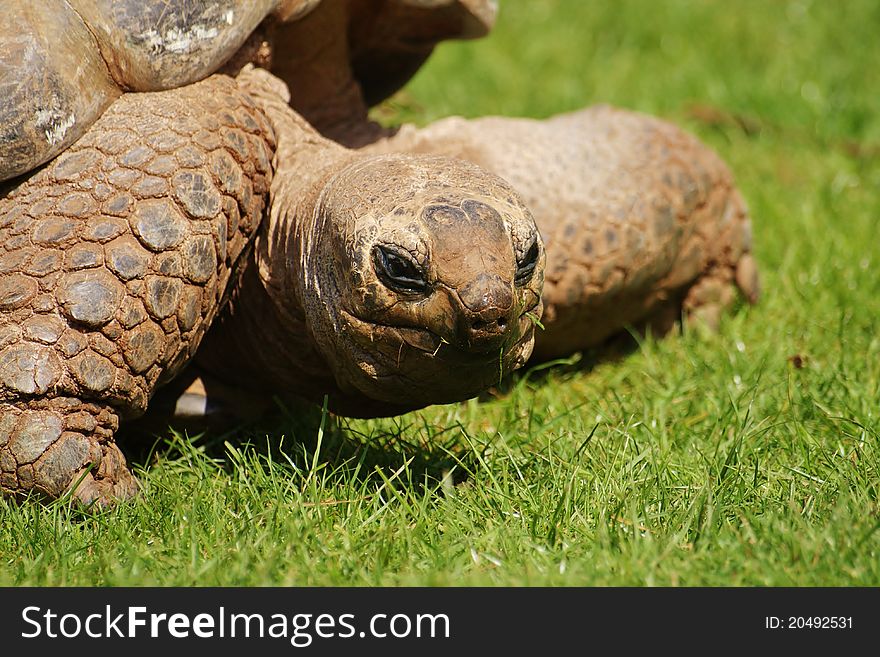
[65,440,140,509]
[0,399,137,507]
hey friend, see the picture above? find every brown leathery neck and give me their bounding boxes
[194,68,437,417]
[195,66,360,403]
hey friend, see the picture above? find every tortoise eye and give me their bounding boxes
[372,245,429,295]
[515,239,540,286]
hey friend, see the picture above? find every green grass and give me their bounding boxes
[3,0,879,586]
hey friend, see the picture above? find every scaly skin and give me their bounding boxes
[364,107,760,359]
[0,2,760,506]
[0,74,274,504]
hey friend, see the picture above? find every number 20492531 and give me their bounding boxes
[765,617,853,630]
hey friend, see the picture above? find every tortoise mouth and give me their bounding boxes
[336,308,536,403]
[343,309,535,359]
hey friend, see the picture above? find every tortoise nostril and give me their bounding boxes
[458,311,515,352]
[469,316,507,335]
[457,274,516,348]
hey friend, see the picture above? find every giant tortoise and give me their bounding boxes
[0,0,758,505]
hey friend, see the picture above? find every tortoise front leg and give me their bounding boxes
[0,74,275,505]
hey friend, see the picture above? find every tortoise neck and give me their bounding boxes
[194,182,423,418]
[194,248,338,403]
[196,69,357,402]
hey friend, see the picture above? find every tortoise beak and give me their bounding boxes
[454,273,517,353]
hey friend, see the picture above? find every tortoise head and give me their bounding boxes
[300,154,544,408]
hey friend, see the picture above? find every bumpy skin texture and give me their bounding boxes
[366,108,759,360]
[0,75,274,504]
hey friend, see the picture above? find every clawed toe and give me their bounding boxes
[67,468,140,509]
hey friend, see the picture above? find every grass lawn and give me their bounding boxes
[2,0,878,586]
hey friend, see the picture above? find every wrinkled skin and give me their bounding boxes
[195,71,543,417]
[198,155,543,416]
[0,0,514,506]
